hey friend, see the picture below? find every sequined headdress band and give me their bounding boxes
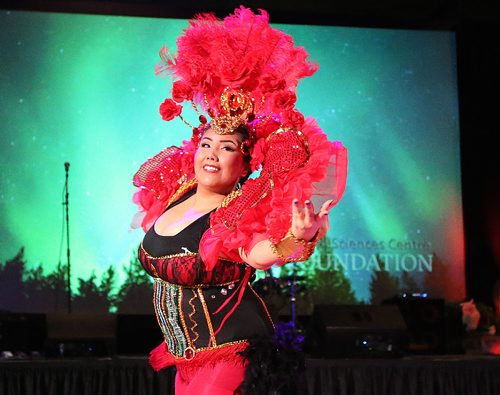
[208,87,256,135]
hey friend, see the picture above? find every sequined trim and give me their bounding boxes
[187,290,200,344]
[248,283,275,329]
[140,243,198,260]
[266,128,310,163]
[197,288,217,347]
[153,274,242,289]
[167,339,249,361]
[153,281,173,353]
[220,189,242,208]
[219,178,274,229]
[166,177,197,208]
[194,339,247,353]
[177,288,192,348]
[153,279,188,357]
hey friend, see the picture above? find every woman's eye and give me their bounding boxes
[222,146,235,152]
[201,143,210,148]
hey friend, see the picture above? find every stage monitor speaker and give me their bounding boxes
[45,313,116,358]
[305,304,408,358]
[0,313,46,355]
[116,314,163,355]
[384,298,447,354]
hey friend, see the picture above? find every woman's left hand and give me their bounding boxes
[290,198,334,242]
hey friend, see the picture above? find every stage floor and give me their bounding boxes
[1,354,499,395]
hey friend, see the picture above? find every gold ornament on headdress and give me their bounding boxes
[209,87,255,135]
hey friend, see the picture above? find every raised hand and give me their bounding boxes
[290,198,334,242]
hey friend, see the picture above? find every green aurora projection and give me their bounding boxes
[0,10,464,306]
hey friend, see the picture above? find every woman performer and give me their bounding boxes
[131,6,348,394]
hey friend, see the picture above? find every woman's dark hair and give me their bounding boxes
[234,123,253,185]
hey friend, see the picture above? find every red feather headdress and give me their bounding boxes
[155,6,318,144]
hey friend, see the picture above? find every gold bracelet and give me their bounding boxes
[270,229,320,263]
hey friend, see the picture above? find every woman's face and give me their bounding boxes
[194,128,249,195]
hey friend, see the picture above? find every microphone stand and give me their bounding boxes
[63,162,72,313]
[289,262,297,330]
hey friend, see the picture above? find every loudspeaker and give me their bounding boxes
[0,313,46,355]
[116,314,163,355]
[384,298,447,354]
[305,304,408,358]
[44,313,116,357]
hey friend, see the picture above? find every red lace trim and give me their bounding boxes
[138,246,247,286]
